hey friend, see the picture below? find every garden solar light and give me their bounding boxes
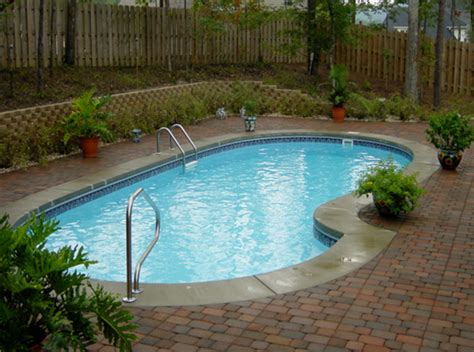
[131,129,142,143]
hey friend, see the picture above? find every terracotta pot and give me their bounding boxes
[331,106,345,123]
[80,136,100,158]
[437,149,462,170]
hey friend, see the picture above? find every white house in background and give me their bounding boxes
[357,4,471,42]
[384,5,469,42]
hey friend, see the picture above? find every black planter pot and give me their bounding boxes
[244,116,256,132]
[373,195,400,218]
[437,149,463,170]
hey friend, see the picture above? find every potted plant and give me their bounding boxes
[329,64,349,123]
[0,214,137,351]
[63,89,113,158]
[355,159,425,217]
[426,112,474,170]
[242,100,257,132]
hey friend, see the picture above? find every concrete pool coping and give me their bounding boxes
[0,130,439,306]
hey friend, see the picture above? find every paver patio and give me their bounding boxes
[1,117,473,351]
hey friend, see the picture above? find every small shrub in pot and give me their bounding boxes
[355,159,425,217]
[426,112,474,170]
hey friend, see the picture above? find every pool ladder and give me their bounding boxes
[123,188,161,303]
[156,124,198,167]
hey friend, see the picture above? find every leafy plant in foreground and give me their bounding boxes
[0,214,137,351]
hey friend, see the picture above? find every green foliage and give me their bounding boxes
[329,64,349,107]
[62,89,113,144]
[278,0,354,65]
[347,93,386,120]
[0,126,65,168]
[157,92,207,126]
[243,100,258,116]
[193,0,272,38]
[0,214,137,351]
[426,112,474,151]
[0,80,331,169]
[347,93,427,121]
[384,95,426,121]
[355,159,425,217]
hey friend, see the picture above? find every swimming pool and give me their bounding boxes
[46,136,411,284]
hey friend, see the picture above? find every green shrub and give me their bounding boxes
[157,92,207,126]
[26,126,55,164]
[355,159,425,217]
[194,87,233,113]
[0,126,62,168]
[228,82,261,113]
[243,99,258,116]
[347,93,387,120]
[426,111,474,151]
[0,214,137,351]
[385,95,426,121]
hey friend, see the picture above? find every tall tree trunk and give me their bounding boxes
[451,0,457,39]
[350,0,356,24]
[307,0,317,75]
[327,0,336,68]
[165,0,172,72]
[37,0,45,94]
[404,0,419,103]
[434,0,446,107]
[49,0,55,77]
[65,0,76,65]
[471,0,473,42]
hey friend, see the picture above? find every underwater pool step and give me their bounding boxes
[185,160,198,170]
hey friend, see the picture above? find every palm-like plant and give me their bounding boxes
[63,89,113,144]
[329,64,349,108]
[0,214,136,351]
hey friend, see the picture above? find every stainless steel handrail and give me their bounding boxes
[156,127,187,166]
[123,188,161,303]
[170,123,198,162]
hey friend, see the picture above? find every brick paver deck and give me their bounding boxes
[2,117,473,351]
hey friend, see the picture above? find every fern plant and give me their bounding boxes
[0,214,137,351]
[62,89,113,144]
[329,64,349,108]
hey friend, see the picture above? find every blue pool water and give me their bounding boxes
[47,139,410,283]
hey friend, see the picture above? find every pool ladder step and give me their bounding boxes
[156,124,198,167]
[123,188,161,303]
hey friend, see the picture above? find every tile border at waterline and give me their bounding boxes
[2,130,439,306]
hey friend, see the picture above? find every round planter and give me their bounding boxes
[244,116,257,132]
[437,149,463,170]
[331,106,345,123]
[80,136,100,158]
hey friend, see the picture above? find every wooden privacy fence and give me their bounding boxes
[0,0,303,68]
[0,0,472,95]
[335,30,473,95]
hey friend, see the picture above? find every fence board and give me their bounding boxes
[1,1,472,96]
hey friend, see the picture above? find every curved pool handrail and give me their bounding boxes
[123,188,161,303]
[170,123,198,162]
[156,127,186,166]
